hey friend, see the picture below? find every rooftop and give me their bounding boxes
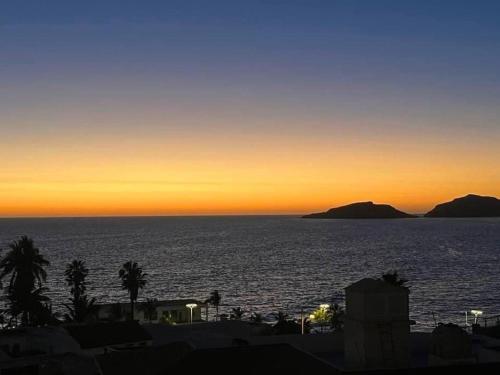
[173,343,340,374]
[345,278,409,294]
[96,298,206,308]
[97,342,193,375]
[64,321,152,349]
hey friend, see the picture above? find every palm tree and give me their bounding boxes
[381,270,408,287]
[209,290,221,321]
[6,286,54,327]
[203,298,210,321]
[272,311,302,335]
[330,303,344,331]
[26,288,57,326]
[273,311,289,323]
[118,261,147,321]
[64,260,96,322]
[0,236,50,326]
[0,236,49,290]
[64,260,88,300]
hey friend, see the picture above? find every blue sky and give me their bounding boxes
[3,1,500,123]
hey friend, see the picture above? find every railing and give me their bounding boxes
[482,314,500,327]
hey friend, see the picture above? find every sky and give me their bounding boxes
[1,0,500,216]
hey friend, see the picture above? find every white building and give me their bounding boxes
[95,299,205,324]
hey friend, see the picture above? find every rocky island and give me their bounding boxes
[302,201,416,219]
[424,194,500,217]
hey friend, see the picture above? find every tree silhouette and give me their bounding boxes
[0,236,51,326]
[203,298,210,321]
[250,312,263,323]
[208,290,221,321]
[230,307,244,320]
[63,260,97,322]
[26,289,57,326]
[64,260,88,300]
[330,303,344,331]
[273,311,289,323]
[272,311,303,335]
[64,295,97,323]
[381,270,408,287]
[119,261,147,321]
[310,305,330,332]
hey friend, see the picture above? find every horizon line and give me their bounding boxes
[0,212,428,219]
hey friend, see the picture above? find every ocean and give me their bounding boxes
[0,216,499,330]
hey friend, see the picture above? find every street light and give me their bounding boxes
[300,309,309,335]
[186,303,197,324]
[471,309,483,324]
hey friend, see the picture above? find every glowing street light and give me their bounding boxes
[471,309,483,324]
[186,303,197,324]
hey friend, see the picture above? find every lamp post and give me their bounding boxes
[186,303,198,324]
[300,309,306,335]
[471,309,483,325]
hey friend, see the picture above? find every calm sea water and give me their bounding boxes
[0,216,499,330]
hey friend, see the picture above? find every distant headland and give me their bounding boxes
[424,194,500,218]
[302,201,416,219]
[303,194,500,219]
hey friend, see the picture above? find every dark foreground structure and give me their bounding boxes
[1,278,500,374]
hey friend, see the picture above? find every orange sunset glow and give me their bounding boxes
[2,121,499,217]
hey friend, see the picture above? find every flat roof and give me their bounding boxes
[345,278,409,294]
[65,321,152,349]
[96,298,206,308]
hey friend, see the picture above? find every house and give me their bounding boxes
[64,321,152,355]
[0,326,82,358]
[95,299,205,324]
[0,352,101,375]
[0,327,100,375]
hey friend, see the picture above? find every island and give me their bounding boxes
[424,194,500,217]
[302,201,417,219]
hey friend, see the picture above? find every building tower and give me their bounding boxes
[344,278,410,370]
